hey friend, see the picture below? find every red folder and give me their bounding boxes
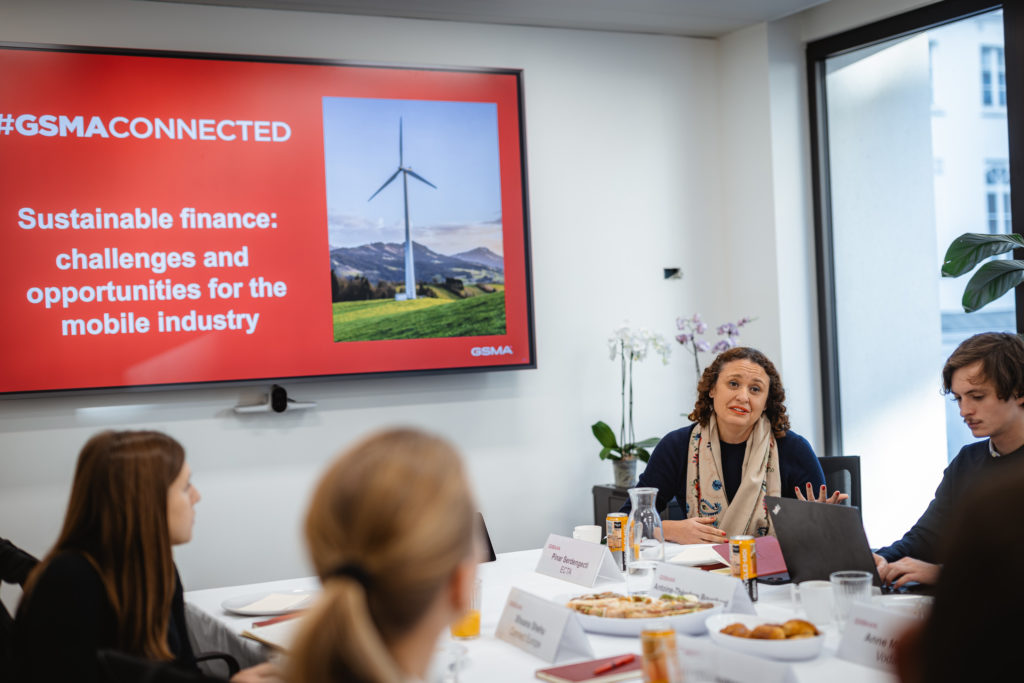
[711,535,788,576]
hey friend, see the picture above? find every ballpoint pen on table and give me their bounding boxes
[593,654,636,675]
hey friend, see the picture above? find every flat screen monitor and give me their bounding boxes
[0,44,535,395]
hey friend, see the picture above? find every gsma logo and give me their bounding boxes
[470,345,513,357]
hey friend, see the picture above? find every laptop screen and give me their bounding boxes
[765,496,882,586]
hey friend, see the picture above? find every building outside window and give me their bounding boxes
[985,160,1012,234]
[981,45,1006,108]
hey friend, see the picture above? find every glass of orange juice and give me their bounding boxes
[450,578,481,639]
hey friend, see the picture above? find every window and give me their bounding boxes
[981,45,1006,108]
[808,1,1020,549]
[985,160,1012,234]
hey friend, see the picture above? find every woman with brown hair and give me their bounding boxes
[288,428,479,683]
[13,430,279,683]
[626,347,842,543]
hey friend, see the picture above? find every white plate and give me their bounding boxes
[706,613,825,661]
[872,594,933,618]
[221,589,316,616]
[557,593,724,636]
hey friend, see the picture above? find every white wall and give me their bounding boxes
[0,0,721,591]
[712,17,823,451]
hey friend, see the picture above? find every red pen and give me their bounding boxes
[593,653,636,675]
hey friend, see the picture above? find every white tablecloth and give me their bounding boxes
[185,548,898,682]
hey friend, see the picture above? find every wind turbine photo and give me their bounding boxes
[368,118,437,300]
[324,96,509,343]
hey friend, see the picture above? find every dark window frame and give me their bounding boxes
[806,0,1022,459]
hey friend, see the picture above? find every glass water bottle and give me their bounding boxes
[626,487,664,595]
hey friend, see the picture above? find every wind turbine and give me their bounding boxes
[368,118,437,300]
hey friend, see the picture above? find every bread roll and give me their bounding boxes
[749,623,786,640]
[720,623,750,638]
[782,619,819,639]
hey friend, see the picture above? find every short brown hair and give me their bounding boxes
[942,332,1024,401]
[688,347,791,437]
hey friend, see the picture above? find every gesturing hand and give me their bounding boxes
[663,517,727,544]
[795,483,849,505]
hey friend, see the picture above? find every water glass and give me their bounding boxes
[830,570,872,630]
[429,642,467,683]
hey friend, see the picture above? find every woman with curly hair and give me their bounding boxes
[627,347,843,544]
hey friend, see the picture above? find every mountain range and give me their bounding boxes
[330,241,504,284]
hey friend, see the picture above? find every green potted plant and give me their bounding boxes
[942,232,1024,312]
[592,325,670,488]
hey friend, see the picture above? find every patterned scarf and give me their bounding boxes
[683,414,780,537]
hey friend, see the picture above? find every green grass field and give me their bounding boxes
[333,290,507,342]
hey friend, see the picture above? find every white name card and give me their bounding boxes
[495,587,593,663]
[676,634,794,683]
[837,602,916,671]
[651,562,756,614]
[535,534,622,587]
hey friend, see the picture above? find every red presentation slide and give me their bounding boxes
[0,46,534,394]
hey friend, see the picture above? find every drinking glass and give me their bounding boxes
[830,570,872,630]
[626,487,664,595]
[450,578,481,639]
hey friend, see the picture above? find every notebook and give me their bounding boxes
[240,614,304,651]
[765,496,882,586]
[536,654,643,683]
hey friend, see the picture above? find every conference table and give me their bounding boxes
[185,546,900,683]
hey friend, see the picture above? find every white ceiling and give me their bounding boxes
[151,0,834,38]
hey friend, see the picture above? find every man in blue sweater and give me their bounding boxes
[874,332,1024,588]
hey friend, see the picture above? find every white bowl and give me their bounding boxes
[706,613,825,661]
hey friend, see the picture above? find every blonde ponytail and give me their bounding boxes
[288,429,476,683]
[289,575,402,683]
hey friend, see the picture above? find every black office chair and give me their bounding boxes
[97,650,239,683]
[818,455,862,510]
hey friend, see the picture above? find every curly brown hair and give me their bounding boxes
[687,347,791,437]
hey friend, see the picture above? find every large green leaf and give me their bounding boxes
[633,447,652,463]
[599,446,620,461]
[634,437,661,449]
[591,421,619,449]
[942,232,1024,278]
[962,259,1024,312]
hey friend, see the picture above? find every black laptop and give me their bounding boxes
[765,496,882,587]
